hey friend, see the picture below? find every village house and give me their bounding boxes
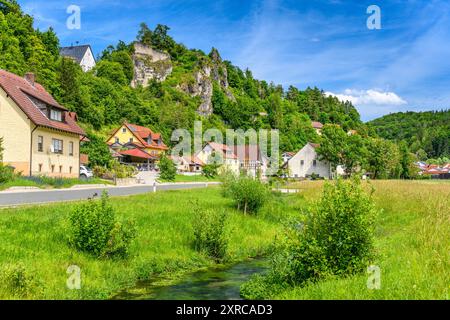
[196,142,240,175]
[282,142,332,179]
[106,122,168,170]
[0,70,85,177]
[59,45,96,72]
[312,121,324,135]
[234,145,270,178]
[171,155,204,173]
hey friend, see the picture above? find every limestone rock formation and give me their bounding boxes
[131,43,173,88]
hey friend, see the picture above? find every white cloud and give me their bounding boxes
[325,89,407,106]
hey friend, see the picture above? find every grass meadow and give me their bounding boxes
[0,180,448,299]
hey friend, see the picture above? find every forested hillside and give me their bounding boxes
[368,110,450,160]
[0,0,362,153]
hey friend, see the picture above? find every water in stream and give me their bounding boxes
[113,258,269,300]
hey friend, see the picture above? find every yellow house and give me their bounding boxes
[0,70,85,178]
[106,122,168,168]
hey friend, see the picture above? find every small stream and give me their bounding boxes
[113,258,269,300]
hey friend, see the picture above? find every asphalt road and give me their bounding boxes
[0,183,218,207]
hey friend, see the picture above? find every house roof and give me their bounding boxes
[207,142,238,159]
[119,148,156,160]
[109,122,168,150]
[308,142,320,149]
[311,121,324,129]
[59,45,94,64]
[282,152,296,157]
[234,145,263,161]
[0,69,85,135]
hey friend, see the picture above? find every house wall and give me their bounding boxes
[108,125,135,145]
[288,144,331,179]
[197,144,240,175]
[0,88,32,174]
[31,127,80,178]
[107,125,165,157]
[80,48,96,72]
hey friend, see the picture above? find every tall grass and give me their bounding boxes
[0,187,284,299]
[274,180,450,300]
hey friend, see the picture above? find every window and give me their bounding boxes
[313,160,317,167]
[69,141,74,156]
[51,165,55,173]
[59,165,63,173]
[52,139,63,154]
[38,136,43,152]
[115,137,119,143]
[69,166,73,174]
[38,164,43,172]
[300,160,304,165]
[50,109,62,121]
[122,128,126,133]
[129,138,133,143]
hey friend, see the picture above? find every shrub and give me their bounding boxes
[68,191,136,258]
[0,264,40,298]
[278,177,377,282]
[224,175,270,214]
[202,164,219,178]
[0,164,15,184]
[159,154,177,181]
[93,160,136,180]
[241,177,378,298]
[192,205,228,262]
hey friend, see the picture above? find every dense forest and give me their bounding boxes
[0,0,446,178]
[368,110,450,160]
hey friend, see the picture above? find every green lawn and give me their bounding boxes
[0,187,292,299]
[271,180,450,300]
[0,177,112,191]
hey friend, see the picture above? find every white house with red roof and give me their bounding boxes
[196,142,240,174]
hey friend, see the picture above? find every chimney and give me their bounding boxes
[24,72,35,86]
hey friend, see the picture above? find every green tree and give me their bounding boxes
[80,133,113,167]
[159,154,176,181]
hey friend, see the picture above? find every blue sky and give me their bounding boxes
[18,0,450,121]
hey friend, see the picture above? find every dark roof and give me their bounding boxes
[59,45,94,64]
[0,69,85,135]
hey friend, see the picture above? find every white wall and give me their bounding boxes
[80,47,96,72]
[287,144,331,179]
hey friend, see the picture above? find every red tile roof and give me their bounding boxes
[0,69,85,135]
[119,148,156,160]
[234,145,263,161]
[311,121,324,129]
[207,142,238,159]
[109,122,168,150]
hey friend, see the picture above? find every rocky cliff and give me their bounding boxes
[131,44,234,116]
[131,43,173,88]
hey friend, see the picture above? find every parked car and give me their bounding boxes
[80,165,93,179]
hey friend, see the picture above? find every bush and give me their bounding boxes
[68,191,136,258]
[159,154,176,181]
[241,177,378,298]
[0,164,15,184]
[192,205,228,262]
[93,160,136,180]
[224,175,270,214]
[0,264,40,298]
[202,164,219,178]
